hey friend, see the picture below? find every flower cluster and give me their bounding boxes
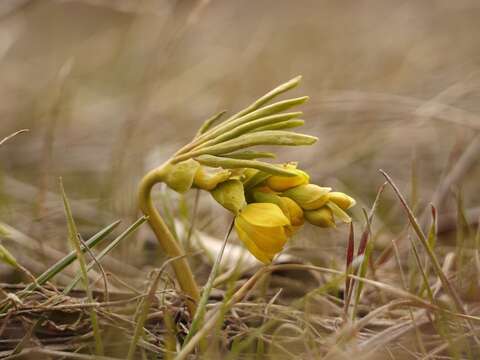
[151,76,356,264]
[196,163,355,263]
[161,159,355,264]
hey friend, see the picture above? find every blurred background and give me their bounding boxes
[0,0,479,292]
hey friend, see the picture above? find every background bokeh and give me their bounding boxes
[1,0,479,288]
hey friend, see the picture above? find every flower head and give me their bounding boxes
[234,203,290,264]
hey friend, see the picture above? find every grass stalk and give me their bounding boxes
[59,178,104,355]
[182,219,235,347]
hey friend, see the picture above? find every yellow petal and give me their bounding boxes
[239,203,290,227]
[234,219,275,264]
[235,215,288,254]
[328,192,356,210]
[279,197,304,227]
[266,166,309,192]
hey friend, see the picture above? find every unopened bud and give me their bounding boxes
[304,207,335,228]
[282,184,331,210]
[211,180,247,215]
[265,164,309,191]
[164,159,200,193]
[328,192,356,210]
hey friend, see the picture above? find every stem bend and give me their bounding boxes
[138,164,200,314]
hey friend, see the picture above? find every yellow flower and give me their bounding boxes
[235,203,290,264]
[251,188,304,236]
[265,164,309,191]
[327,192,356,210]
[282,184,331,210]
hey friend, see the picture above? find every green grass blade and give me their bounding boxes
[59,178,104,355]
[24,220,120,293]
[63,216,147,295]
[182,220,235,347]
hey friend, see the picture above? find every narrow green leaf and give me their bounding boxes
[0,243,18,267]
[254,119,305,132]
[59,178,104,355]
[182,130,317,160]
[195,155,298,177]
[191,97,309,148]
[63,216,147,295]
[222,150,276,160]
[195,110,227,137]
[201,112,302,147]
[24,220,120,292]
[229,75,303,121]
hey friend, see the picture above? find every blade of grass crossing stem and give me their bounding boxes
[0,221,119,315]
[59,178,104,355]
[23,220,120,293]
[379,170,466,314]
[63,216,147,295]
[352,210,374,320]
[182,220,235,347]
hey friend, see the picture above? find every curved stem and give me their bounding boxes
[138,163,200,314]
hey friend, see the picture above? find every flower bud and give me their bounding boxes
[265,164,309,191]
[164,159,200,193]
[193,166,231,191]
[304,207,335,228]
[211,180,247,215]
[282,184,331,210]
[279,197,304,236]
[328,192,356,210]
[326,201,352,223]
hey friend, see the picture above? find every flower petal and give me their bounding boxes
[234,219,275,264]
[239,203,290,227]
[235,215,288,254]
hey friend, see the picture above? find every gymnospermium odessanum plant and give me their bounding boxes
[138,76,355,314]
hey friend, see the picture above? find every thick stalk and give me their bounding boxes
[138,163,200,314]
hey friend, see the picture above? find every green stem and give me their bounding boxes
[138,163,200,314]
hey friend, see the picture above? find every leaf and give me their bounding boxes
[222,150,276,160]
[195,155,298,177]
[185,131,317,159]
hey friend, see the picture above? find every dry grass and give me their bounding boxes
[1,1,480,359]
